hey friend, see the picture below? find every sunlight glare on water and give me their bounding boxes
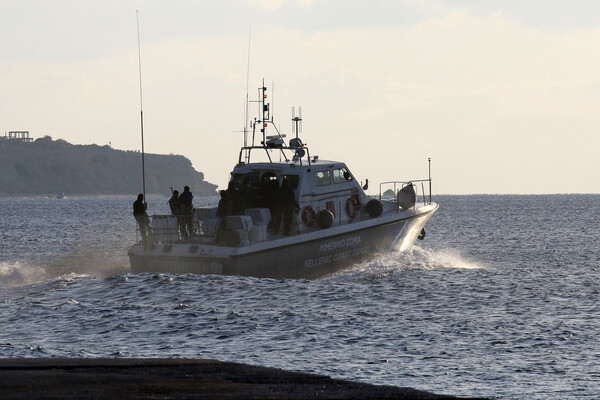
[0,195,599,400]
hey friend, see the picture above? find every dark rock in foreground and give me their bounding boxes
[0,358,488,400]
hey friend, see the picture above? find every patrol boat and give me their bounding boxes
[128,83,438,279]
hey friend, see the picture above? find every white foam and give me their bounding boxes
[404,246,486,270]
[0,261,49,287]
[326,246,486,281]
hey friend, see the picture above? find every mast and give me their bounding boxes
[244,29,251,163]
[136,10,146,200]
[428,157,432,204]
[260,78,269,144]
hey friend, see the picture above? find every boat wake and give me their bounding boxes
[326,246,486,281]
[0,270,91,301]
[0,261,50,288]
[1,250,128,289]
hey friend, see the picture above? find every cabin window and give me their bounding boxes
[333,168,352,184]
[261,171,278,185]
[283,174,300,190]
[315,170,331,187]
[230,173,245,186]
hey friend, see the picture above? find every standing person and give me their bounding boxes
[133,193,150,243]
[280,179,299,235]
[168,190,184,239]
[179,185,194,239]
[216,189,232,244]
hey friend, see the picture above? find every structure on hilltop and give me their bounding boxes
[1,131,34,143]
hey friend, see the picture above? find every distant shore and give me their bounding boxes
[0,136,218,197]
[0,358,486,399]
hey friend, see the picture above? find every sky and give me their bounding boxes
[1,0,600,194]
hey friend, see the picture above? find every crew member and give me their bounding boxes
[269,179,298,234]
[133,193,150,242]
[216,189,232,244]
[179,185,194,239]
[280,179,299,235]
[168,190,184,238]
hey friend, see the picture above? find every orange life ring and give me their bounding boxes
[346,197,361,219]
[302,206,316,226]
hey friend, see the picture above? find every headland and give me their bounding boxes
[0,132,217,197]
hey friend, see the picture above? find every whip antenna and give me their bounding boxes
[136,10,146,200]
[244,29,251,162]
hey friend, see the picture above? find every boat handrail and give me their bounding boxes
[379,179,433,207]
[237,144,312,166]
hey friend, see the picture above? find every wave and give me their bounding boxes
[0,265,92,301]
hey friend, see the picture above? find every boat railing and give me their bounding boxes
[146,212,260,247]
[237,143,312,166]
[379,179,433,208]
[150,214,181,244]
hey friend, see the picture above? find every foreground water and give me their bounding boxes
[0,195,599,399]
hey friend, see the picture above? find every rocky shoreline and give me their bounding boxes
[0,358,488,399]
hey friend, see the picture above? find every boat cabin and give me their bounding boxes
[150,81,393,247]
[226,158,367,235]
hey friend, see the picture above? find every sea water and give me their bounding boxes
[0,194,598,399]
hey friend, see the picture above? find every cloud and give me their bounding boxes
[2,4,600,193]
[242,0,287,11]
[242,0,315,11]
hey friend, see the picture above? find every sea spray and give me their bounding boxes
[324,245,486,282]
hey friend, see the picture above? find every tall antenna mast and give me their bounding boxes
[136,10,146,200]
[244,28,251,163]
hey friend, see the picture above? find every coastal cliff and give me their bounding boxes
[0,136,218,197]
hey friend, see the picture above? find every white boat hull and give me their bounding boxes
[128,204,437,279]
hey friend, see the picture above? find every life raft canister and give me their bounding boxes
[365,199,383,218]
[316,209,334,229]
[345,196,361,219]
[302,206,316,226]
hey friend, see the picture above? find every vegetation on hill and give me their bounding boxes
[0,136,218,197]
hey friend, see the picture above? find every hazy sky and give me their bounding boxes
[1,0,599,194]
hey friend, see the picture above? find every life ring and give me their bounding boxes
[302,206,316,226]
[345,197,361,219]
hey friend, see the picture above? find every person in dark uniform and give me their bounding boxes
[265,178,281,234]
[269,179,299,234]
[178,186,194,239]
[168,190,184,238]
[133,193,150,242]
[229,182,245,216]
[280,179,299,235]
[245,181,262,209]
[216,189,232,244]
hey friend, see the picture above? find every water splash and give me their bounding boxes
[44,249,129,279]
[0,261,50,287]
[327,246,486,281]
[403,246,486,270]
[0,249,127,288]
